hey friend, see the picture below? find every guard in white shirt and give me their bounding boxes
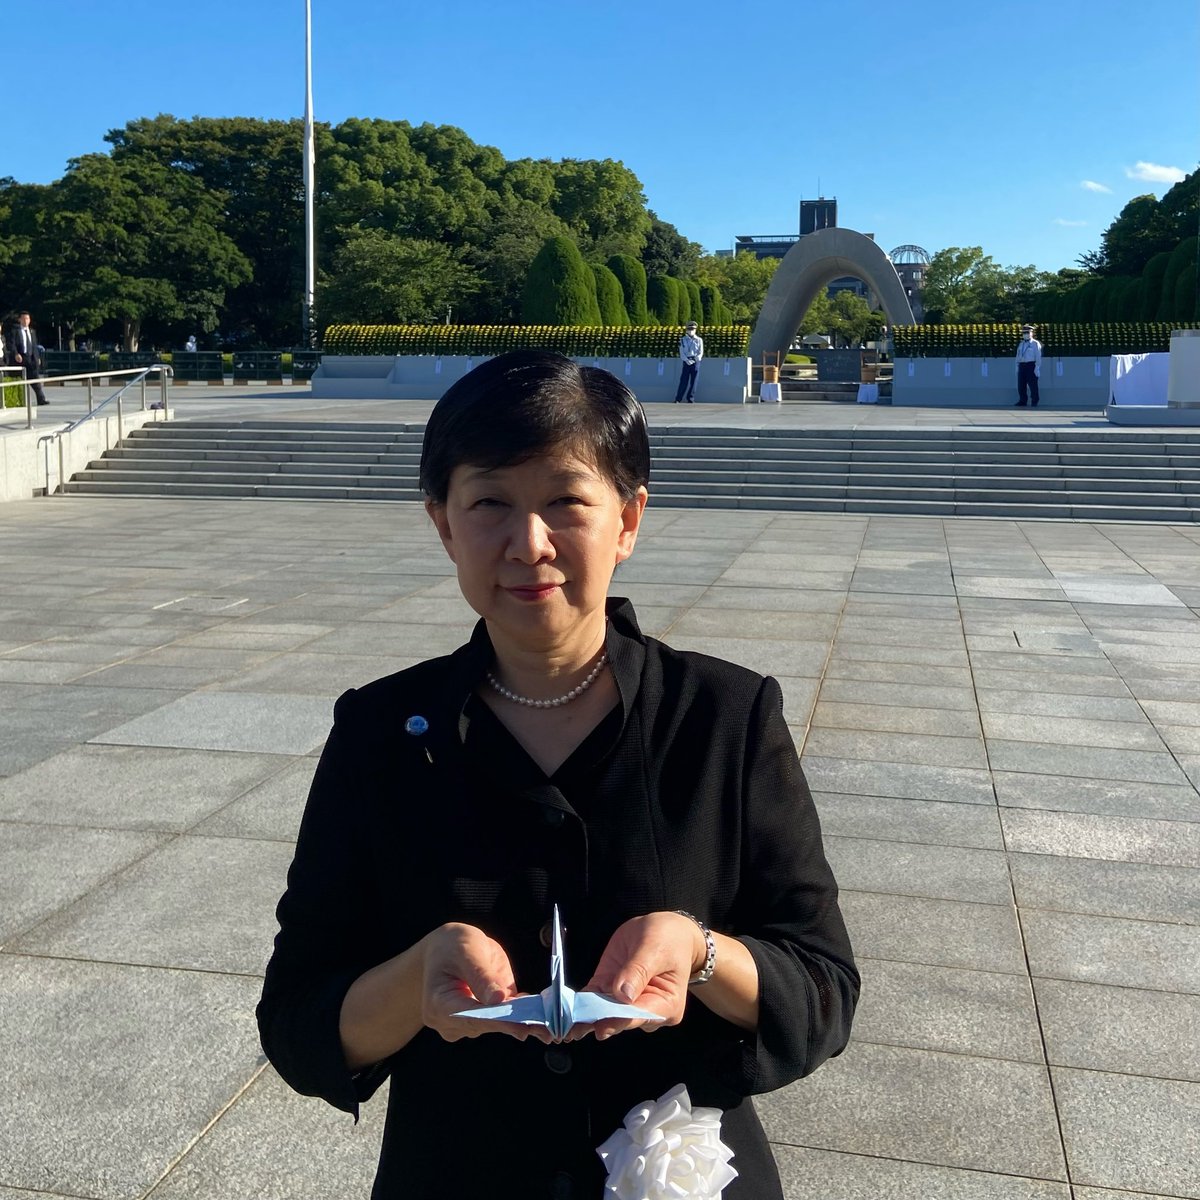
[675,320,704,403]
[1015,323,1042,407]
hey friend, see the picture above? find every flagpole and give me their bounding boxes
[302,0,316,344]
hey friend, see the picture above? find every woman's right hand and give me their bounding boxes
[420,923,549,1044]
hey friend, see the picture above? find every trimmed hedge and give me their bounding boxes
[607,255,649,325]
[521,236,602,325]
[590,263,630,326]
[323,324,751,359]
[892,322,1200,359]
[2,380,25,408]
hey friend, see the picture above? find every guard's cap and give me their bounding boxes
[1021,323,1035,331]
[685,320,698,329]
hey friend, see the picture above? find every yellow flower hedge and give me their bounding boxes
[893,322,1200,358]
[323,324,751,359]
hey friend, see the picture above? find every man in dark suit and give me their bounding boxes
[10,311,48,405]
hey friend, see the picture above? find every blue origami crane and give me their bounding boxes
[452,905,664,1039]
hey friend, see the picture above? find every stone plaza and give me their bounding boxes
[1,391,1199,1199]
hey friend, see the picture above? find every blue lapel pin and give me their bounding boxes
[404,715,433,763]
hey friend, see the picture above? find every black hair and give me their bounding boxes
[419,350,650,504]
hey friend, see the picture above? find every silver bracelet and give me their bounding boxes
[675,910,716,985]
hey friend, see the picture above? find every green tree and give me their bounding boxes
[319,230,479,327]
[38,154,250,349]
[107,115,314,345]
[549,159,650,260]
[675,278,691,323]
[699,284,719,324]
[827,291,881,347]
[696,251,780,324]
[590,262,630,325]
[798,290,833,337]
[521,236,601,325]
[641,213,702,279]
[921,247,999,323]
[684,281,704,326]
[607,254,649,324]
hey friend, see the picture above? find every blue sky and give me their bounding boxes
[10,0,1198,274]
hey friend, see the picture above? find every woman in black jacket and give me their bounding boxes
[258,350,858,1199]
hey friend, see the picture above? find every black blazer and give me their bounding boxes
[259,599,858,1200]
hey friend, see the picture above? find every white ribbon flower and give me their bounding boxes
[597,1083,737,1199]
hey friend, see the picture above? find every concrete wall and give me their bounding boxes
[0,407,171,503]
[311,355,752,404]
[892,357,1110,409]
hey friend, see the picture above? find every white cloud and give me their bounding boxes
[1081,179,1112,193]
[1125,161,1187,183]
[1054,218,1088,227]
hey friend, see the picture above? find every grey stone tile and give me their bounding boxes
[824,659,975,688]
[970,668,1133,698]
[70,663,237,690]
[0,745,288,832]
[1053,1068,1200,1196]
[756,1041,1065,1179]
[718,566,852,590]
[1022,910,1200,993]
[1158,724,1200,756]
[852,957,1043,1062]
[954,577,1068,601]
[11,834,293,974]
[994,772,1200,821]
[174,622,335,650]
[773,1144,1070,1200]
[986,742,1190,787]
[778,676,819,727]
[1002,809,1200,868]
[814,794,1003,850]
[194,759,318,841]
[0,822,165,943]
[692,585,846,613]
[1035,978,1200,1081]
[1072,1191,1180,1200]
[825,837,1012,904]
[0,659,92,684]
[1056,576,1185,607]
[145,1068,386,1200]
[803,729,988,770]
[816,678,978,711]
[801,756,995,804]
[0,956,262,1200]
[976,689,1147,722]
[302,621,470,657]
[219,651,416,696]
[1010,854,1200,925]
[90,692,333,755]
[811,701,981,738]
[830,641,969,667]
[659,635,830,677]
[0,738,74,778]
[970,651,1121,677]
[667,607,840,640]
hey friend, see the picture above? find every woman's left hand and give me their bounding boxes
[571,911,704,1041]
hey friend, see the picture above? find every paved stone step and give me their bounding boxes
[87,456,1200,497]
[61,477,1200,521]
[139,421,1200,447]
[103,447,422,466]
[70,468,1199,510]
[123,433,1200,467]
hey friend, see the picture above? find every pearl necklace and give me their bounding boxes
[486,653,608,708]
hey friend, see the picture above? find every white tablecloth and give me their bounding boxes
[856,383,879,404]
[759,381,781,403]
[1110,352,1169,406]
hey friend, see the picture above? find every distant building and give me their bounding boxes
[732,198,869,300]
[888,245,931,321]
[725,200,928,317]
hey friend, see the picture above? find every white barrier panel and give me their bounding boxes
[312,355,752,404]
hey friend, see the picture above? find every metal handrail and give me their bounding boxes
[36,364,172,496]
